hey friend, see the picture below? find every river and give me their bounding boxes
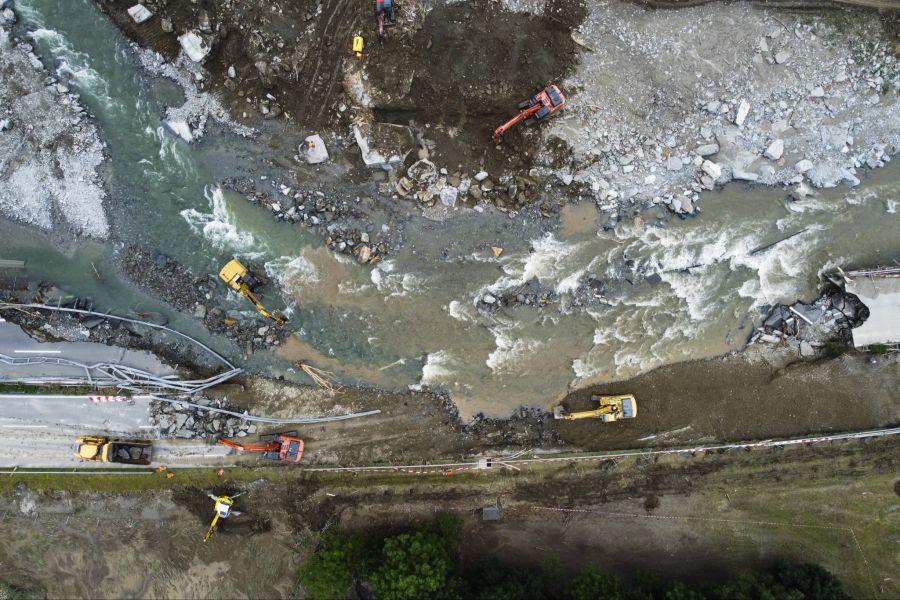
[3,0,898,417]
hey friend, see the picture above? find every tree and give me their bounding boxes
[297,532,361,600]
[370,529,455,600]
[467,559,551,600]
[710,571,802,600]
[772,559,850,600]
[567,565,625,600]
[662,581,706,600]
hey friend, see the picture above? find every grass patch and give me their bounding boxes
[0,383,131,396]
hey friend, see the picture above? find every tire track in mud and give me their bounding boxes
[295,0,363,126]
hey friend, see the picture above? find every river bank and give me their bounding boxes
[1,0,898,420]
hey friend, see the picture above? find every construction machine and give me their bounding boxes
[203,492,244,542]
[492,84,566,141]
[374,0,395,40]
[553,394,637,422]
[218,259,286,325]
[74,436,153,465]
[218,432,305,463]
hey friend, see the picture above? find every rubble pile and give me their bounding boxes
[150,398,258,439]
[120,246,287,351]
[478,277,558,311]
[752,289,869,356]
[223,175,390,265]
[549,3,900,216]
[0,14,109,237]
[394,160,545,214]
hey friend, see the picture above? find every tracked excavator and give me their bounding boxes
[218,432,305,463]
[553,395,637,423]
[218,259,286,325]
[203,492,244,542]
[492,84,566,141]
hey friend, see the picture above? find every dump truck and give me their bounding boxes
[74,436,153,465]
[553,394,637,422]
[218,259,286,325]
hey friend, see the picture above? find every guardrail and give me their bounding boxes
[3,426,897,476]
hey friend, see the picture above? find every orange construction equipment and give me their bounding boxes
[218,432,305,463]
[492,84,566,141]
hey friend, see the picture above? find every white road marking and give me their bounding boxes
[139,425,155,429]
[13,349,63,354]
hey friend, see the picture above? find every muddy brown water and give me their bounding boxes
[5,0,900,422]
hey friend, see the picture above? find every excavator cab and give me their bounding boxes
[219,259,258,292]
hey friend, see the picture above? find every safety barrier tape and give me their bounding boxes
[89,395,128,403]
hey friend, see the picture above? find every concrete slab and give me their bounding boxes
[846,275,900,347]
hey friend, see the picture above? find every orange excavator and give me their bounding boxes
[492,84,566,141]
[219,432,305,463]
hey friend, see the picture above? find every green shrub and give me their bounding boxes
[297,532,361,600]
[0,582,45,600]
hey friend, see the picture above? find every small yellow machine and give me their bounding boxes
[74,436,152,464]
[203,492,244,542]
[218,259,285,325]
[553,394,637,422]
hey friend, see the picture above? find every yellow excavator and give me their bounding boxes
[218,259,285,325]
[553,394,637,422]
[203,491,245,542]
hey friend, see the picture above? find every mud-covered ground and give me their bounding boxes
[1,434,897,598]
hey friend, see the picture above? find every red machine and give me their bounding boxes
[219,432,305,463]
[492,84,566,141]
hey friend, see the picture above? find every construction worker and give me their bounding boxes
[374,0,394,39]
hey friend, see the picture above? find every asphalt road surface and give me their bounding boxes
[0,394,234,468]
[0,320,175,381]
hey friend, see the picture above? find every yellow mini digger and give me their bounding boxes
[553,394,637,422]
[218,259,285,325]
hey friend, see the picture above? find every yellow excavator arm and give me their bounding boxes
[241,288,285,325]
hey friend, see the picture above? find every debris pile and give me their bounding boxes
[223,175,390,265]
[150,398,258,439]
[0,16,109,238]
[752,289,869,356]
[395,161,543,213]
[121,246,287,351]
[478,277,558,310]
[550,3,900,216]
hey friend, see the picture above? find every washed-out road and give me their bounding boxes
[0,394,234,468]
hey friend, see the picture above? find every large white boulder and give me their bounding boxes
[127,5,153,24]
[301,134,329,164]
[178,31,210,63]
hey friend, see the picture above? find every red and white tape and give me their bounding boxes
[89,396,127,403]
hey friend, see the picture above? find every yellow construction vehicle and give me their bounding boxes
[74,436,153,464]
[203,492,244,542]
[553,394,637,422]
[218,259,285,325]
